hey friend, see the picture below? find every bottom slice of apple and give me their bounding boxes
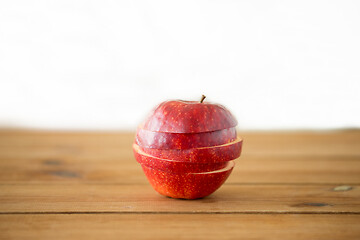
[141,161,235,199]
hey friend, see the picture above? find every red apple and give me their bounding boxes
[141,161,235,199]
[135,127,237,149]
[134,96,242,199]
[136,137,243,163]
[133,143,228,173]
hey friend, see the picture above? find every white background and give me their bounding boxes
[0,0,359,131]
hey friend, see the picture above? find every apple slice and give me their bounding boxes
[142,100,237,133]
[133,145,228,173]
[136,127,237,149]
[141,161,235,199]
[134,137,242,163]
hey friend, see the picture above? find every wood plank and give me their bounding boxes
[0,131,359,184]
[0,184,358,213]
[0,214,359,240]
[0,130,359,156]
[0,147,359,184]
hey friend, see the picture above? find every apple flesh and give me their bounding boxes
[136,137,243,163]
[136,127,237,149]
[141,161,235,199]
[142,100,237,133]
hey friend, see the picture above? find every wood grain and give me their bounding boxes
[0,148,359,184]
[0,183,358,213]
[0,130,359,156]
[1,214,359,240]
[0,130,359,185]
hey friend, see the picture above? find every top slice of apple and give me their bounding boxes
[135,127,237,149]
[142,99,237,133]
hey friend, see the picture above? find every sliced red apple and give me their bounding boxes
[141,161,235,199]
[142,100,237,133]
[136,127,237,149]
[134,137,242,163]
[133,144,228,173]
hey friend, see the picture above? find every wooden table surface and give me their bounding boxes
[0,130,359,239]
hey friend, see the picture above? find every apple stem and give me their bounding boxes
[200,95,206,103]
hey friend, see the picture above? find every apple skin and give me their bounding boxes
[136,127,237,149]
[141,161,235,199]
[142,100,237,133]
[136,137,242,163]
[133,144,228,173]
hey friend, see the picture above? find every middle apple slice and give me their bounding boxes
[136,137,243,164]
[133,143,229,173]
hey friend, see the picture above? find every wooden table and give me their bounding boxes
[0,130,359,239]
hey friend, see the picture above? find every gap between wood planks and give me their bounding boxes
[0,212,359,215]
[0,182,358,185]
